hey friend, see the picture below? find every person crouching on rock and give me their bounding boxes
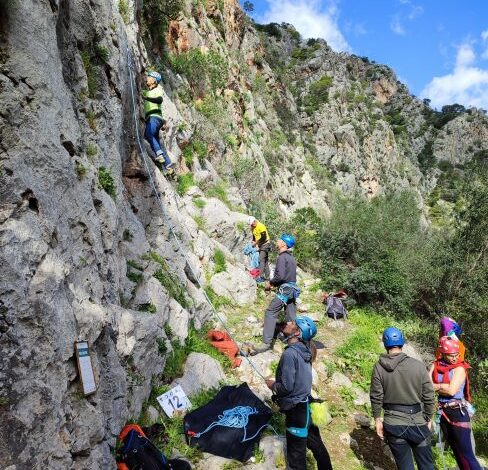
[430,336,482,470]
[247,233,299,355]
[143,71,174,175]
[370,327,435,470]
[266,316,333,470]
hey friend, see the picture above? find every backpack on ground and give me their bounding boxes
[325,295,348,320]
[117,424,191,470]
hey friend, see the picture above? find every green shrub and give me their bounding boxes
[205,182,230,206]
[183,140,208,167]
[193,215,206,231]
[176,173,195,196]
[118,0,130,24]
[95,44,109,63]
[149,252,190,309]
[138,303,157,313]
[302,75,333,114]
[204,286,232,310]
[193,198,206,209]
[98,167,116,199]
[213,249,227,273]
[75,161,87,179]
[80,50,97,98]
[86,143,98,158]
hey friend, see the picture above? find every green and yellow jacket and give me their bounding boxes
[143,85,163,121]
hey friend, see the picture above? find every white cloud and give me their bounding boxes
[482,30,488,60]
[390,15,405,35]
[421,43,488,110]
[258,0,350,52]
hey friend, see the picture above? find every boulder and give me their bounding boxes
[167,298,190,343]
[171,353,226,397]
[330,372,353,388]
[354,413,372,428]
[210,264,257,305]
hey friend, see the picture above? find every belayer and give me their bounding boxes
[430,336,482,470]
[143,71,175,176]
[370,327,435,470]
[266,316,333,470]
[246,233,299,355]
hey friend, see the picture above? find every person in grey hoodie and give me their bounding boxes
[370,327,435,470]
[247,233,299,355]
[266,317,333,470]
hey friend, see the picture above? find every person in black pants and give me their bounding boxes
[266,317,333,470]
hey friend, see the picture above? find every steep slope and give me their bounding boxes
[0,0,487,468]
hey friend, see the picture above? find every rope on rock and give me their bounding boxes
[126,47,267,382]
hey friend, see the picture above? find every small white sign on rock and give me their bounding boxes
[157,385,192,418]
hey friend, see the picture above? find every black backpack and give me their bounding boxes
[118,427,191,470]
[326,296,348,320]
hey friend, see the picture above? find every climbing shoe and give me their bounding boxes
[165,166,175,177]
[249,342,272,356]
[155,156,166,167]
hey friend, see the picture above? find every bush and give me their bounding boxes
[98,167,116,199]
[176,173,195,195]
[118,0,129,24]
[302,75,333,114]
[319,191,437,313]
[213,248,227,273]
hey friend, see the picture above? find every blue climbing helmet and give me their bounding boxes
[382,327,405,348]
[280,233,295,249]
[147,71,162,83]
[296,316,317,342]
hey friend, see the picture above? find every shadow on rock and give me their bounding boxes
[350,427,397,470]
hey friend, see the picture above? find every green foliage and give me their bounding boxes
[176,173,195,196]
[118,0,129,24]
[302,75,333,114]
[291,43,320,61]
[150,252,190,309]
[183,140,208,167]
[193,215,206,231]
[138,303,157,313]
[123,229,134,242]
[205,182,230,207]
[384,108,407,135]
[86,143,98,158]
[212,248,227,273]
[80,50,97,98]
[204,286,232,310]
[95,44,109,63]
[254,22,282,39]
[86,110,96,130]
[417,140,436,172]
[320,191,437,313]
[423,103,467,129]
[193,198,206,209]
[170,48,227,95]
[98,167,116,199]
[75,161,87,179]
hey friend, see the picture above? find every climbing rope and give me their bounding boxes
[125,47,267,382]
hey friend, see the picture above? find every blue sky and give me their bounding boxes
[241,0,488,109]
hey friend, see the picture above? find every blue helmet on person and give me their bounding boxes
[280,233,295,249]
[148,71,162,83]
[296,316,317,341]
[382,327,405,348]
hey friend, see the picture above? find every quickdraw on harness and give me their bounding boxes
[187,406,269,443]
[276,282,301,304]
[286,399,310,438]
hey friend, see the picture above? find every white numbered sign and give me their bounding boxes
[156,385,192,418]
[75,341,97,396]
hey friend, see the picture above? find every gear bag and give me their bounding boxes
[184,383,272,462]
[325,296,348,320]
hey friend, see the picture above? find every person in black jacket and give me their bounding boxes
[266,317,333,470]
[248,233,299,355]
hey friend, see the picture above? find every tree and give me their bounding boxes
[243,1,254,13]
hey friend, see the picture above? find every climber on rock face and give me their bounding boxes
[247,233,299,355]
[247,216,271,282]
[370,327,435,470]
[143,71,174,175]
[266,316,333,470]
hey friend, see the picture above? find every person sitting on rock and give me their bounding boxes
[370,327,435,470]
[247,234,299,355]
[266,316,333,470]
[247,216,271,282]
[143,71,174,175]
[430,336,482,470]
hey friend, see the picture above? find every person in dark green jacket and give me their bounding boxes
[370,327,435,470]
[143,71,174,175]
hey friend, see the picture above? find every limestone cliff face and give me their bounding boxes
[0,0,487,468]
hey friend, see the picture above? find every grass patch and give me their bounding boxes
[80,50,97,98]
[98,167,116,199]
[193,215,206,231]
[193,198,206,209]
[75,161,87,179]
[212,248,227,273]
[204,286,232,310]
[176,173,195,196]
[138,303,157,313]
[118,0,130,24]
[86,143,98,159]
[205,182,230,207]
[148,252,190,309]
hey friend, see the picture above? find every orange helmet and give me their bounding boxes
[439,336,460,354]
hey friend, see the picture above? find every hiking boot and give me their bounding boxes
[250,342,272,356]
[155,156,165,167]
[165,166,175,177]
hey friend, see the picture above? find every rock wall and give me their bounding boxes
[0,0,487,468]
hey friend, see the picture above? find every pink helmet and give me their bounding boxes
[438,336,460,354]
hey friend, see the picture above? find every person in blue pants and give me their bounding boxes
[143,71,174,175]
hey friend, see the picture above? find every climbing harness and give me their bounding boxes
[276,282,301,304]
[188,406,271,443]
[126,47,266,381]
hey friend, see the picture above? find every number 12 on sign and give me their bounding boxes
[156,385,192,418]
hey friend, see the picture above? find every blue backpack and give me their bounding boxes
[326,296,348,320]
